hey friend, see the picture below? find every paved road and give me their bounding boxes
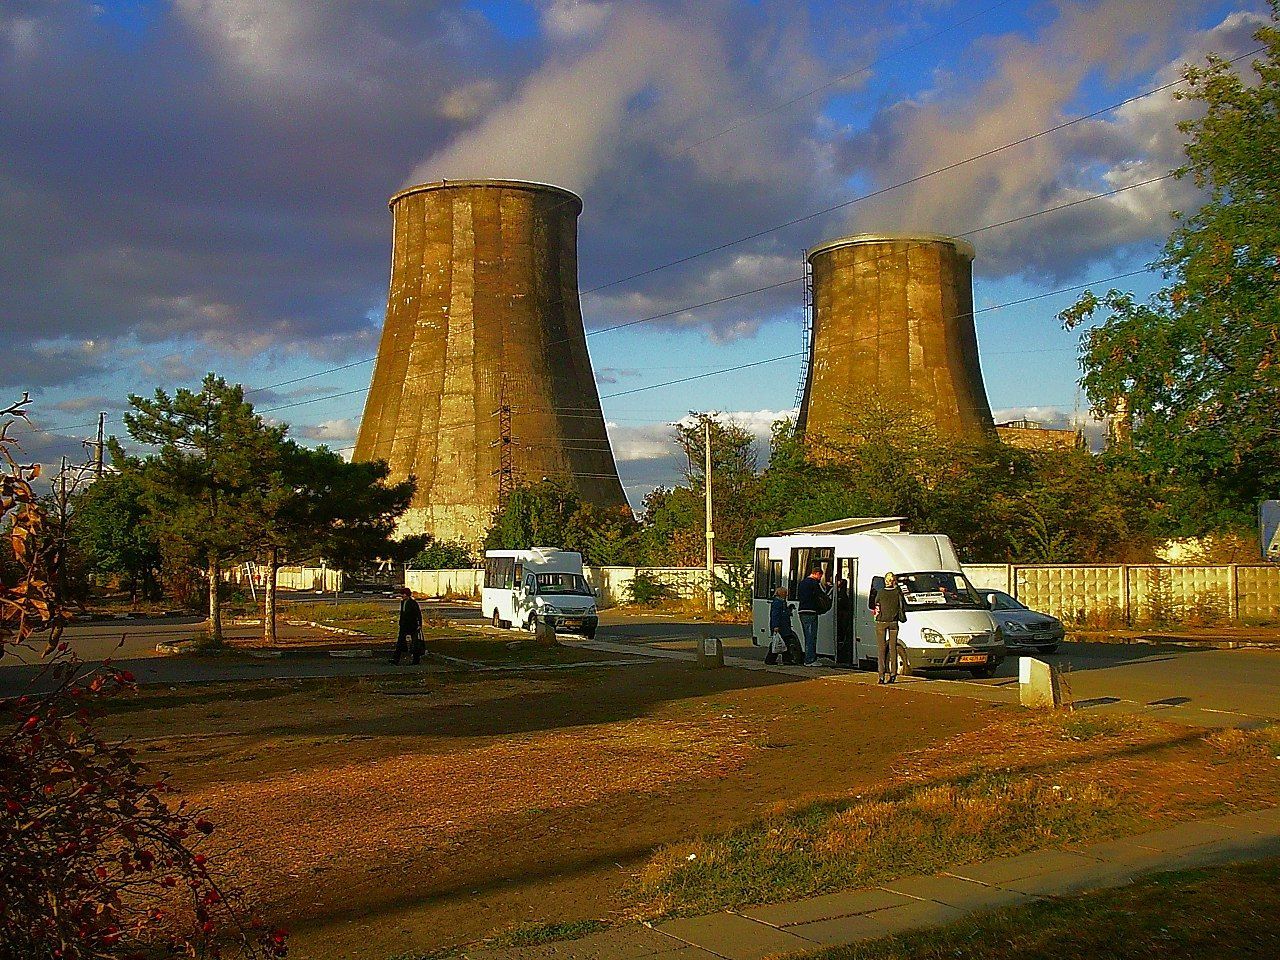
[3,604,1277,725]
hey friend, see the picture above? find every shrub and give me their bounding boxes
[622,571,676,607]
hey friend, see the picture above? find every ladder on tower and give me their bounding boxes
[792,255,814,416]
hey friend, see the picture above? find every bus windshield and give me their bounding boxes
[896,571,985,611]
[534,573,592,596]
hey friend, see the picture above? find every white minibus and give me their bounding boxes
[482,548,599,638]
[752,518,1004,677]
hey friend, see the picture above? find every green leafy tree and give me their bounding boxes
[124,374,286,644]
[70,456,162,604]
[1062,9,1280,525]
[484,479,641,564]
[255,441,419,643]
[409,537,476,570]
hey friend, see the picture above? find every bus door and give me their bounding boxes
[789,546,835,657]
[835,557,858,665]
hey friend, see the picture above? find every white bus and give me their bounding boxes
[752,518,1004,677]
[482,548,599,638]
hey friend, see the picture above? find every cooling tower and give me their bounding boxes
[798,233,995,441]
[354,179,629,545]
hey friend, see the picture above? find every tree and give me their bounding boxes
[255,441,419,644]
[409,537,476,570]
[1062,9,1280,525]
[124,375,286,645]
[484,480,641,564]
[70,463,161,604]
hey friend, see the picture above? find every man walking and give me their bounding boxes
[871,572,907,683]
[392,586,423,665]
[766,586,801,665]
[795,564,831,666]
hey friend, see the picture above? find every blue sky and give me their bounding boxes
[1,0,1269,503]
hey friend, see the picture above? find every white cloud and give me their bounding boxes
[298,418,360,443]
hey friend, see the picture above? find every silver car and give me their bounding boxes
[985,590,1064,654]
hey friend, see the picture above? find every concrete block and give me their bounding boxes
[743,888,912,927]
[656,913,815,960]
[695,636,724,669]
[1019,656,1062,708]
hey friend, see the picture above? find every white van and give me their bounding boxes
[482,548,599,638]
[751,518,1004,677]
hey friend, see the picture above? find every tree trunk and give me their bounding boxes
[264,546,279,646]
[207,553,223,646]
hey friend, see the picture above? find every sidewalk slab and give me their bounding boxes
[993,859,1141,897]
[655,913,816,960]
[742,888,912,928]
[1106,820,1240,854]
[880,873,1030,912]
[788,898,966,947]
[1202,807,1280,835]
[945,849,1103,886]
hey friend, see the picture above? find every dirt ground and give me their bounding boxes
[99,661,994,958]
[95,652,1280,960]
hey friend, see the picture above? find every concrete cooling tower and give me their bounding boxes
[354,179,629,545]
[797,233,995,441]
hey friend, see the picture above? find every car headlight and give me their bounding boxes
[1003,621,1028,633]
[921,628,946,645]
[585,606,597,615]
[541,605,561,615]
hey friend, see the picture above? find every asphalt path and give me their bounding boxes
[2,602,1276,725]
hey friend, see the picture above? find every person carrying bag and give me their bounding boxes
[871,571,907,684]
[766,586,801,666]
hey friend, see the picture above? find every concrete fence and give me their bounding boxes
[225,564,344,594]
[963,563,1280,625]
[402,562,1279,625]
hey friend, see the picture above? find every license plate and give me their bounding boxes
[561,619,581,629]
[958,654,988,664]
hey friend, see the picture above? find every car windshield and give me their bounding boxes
[535,573,592,596]
[896,571,985,611]
[991,591,1028,611]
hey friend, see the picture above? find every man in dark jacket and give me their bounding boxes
[766,586,801,665]
[795,565,831,666]
[392,586,423,665]
[871,572,907,683]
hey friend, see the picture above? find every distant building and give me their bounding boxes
[995,418,1085,452]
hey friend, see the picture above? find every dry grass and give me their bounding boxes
[624,712,1280,920]
[628,769,1134,918]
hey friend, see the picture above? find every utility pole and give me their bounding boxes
[704,420,715,610]
[94,412,106,479]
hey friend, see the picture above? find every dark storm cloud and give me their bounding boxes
[0,0,524,388]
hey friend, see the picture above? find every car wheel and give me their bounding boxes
[526,613,538,633]
[970,665,996,679]
[895,649,914,678]
[583,624,597,640]
[491,609,502,628]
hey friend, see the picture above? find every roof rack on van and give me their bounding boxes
[770,517,907,535]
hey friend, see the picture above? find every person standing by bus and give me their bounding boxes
[796,565,831,666]
[766,586,801,665]
[872,571,907,683]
